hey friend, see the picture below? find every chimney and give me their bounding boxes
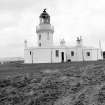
[60,39,66,46]
[76,36,82,47]
[24,40,27,48]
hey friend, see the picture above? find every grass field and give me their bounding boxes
[0,60,105,105]
[0,61,104,79]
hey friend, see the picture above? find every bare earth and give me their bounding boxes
[0,60,105,105]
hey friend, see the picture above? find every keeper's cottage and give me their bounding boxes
[24,9,103,63]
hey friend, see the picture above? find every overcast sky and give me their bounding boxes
[0,0,105,57]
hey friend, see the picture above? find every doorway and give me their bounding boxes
[61,52,64,62]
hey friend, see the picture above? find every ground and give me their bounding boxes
[0,60,105,105]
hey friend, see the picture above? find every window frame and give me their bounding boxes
[55,50,59,57]
[30,51,31,55]
[39,34,41,40]
[71,51,74,56]
[39,43,41,47]
[86,52,90,56]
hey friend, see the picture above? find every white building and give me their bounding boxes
[24,9,103,63]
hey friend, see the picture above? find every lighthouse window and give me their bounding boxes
[39,34,41,40]
[71,51,74,56]
[30,51,31,55]
[87,52,90,56]
[55,50,59,57]
[39,43,41,47]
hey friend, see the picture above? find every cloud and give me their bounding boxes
[0,0,105,57]
[50,0,105,50]
[0,0,58,57]
[0,12,21,30]
[0,0,57,12]
[0,0,35,11]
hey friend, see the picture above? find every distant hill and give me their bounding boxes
[0,57,24,64]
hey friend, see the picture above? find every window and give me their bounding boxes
[39,34,41,40]
[39,43,41,47]
[87,52,90,56]
[55,50,59,57]
[71,51,74,56]
[30,51,31,55]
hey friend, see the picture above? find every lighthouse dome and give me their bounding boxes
[39,9,50,24]
[40,9,50,18]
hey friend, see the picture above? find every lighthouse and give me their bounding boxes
[24,9,103,64]
[36,9,54,47]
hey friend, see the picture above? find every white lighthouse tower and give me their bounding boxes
[36,9,54,47]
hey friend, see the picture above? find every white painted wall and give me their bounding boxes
[66,47,83,61]
[24,47,67,63]
[24,49,33,63]
[66,47,103,62]
[97,49,103,60]
[24,48,52,63]
[37,32,53,47]
[33,49,52,63]
[83,49,97,61]
[24,46,103,64]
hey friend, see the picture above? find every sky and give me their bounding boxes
[0,0,105,57]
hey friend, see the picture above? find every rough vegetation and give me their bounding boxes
[0,61,105,105]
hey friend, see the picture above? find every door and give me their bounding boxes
[61,52,64,62]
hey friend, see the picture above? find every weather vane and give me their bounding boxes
[43,8,47,12]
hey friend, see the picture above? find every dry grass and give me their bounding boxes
[0,60,105,105]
